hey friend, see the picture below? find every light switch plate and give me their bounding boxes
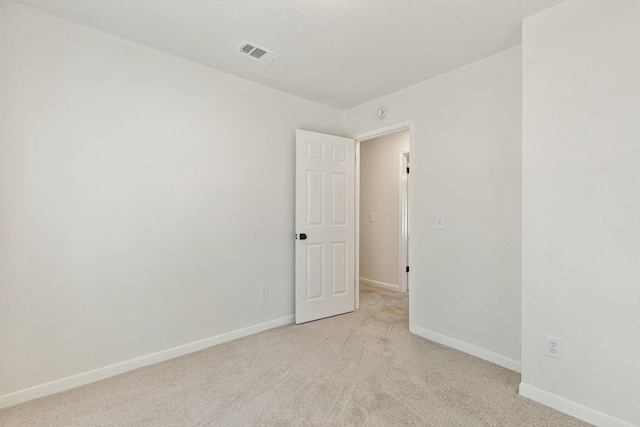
[368,213,374,222]
[436,215,445,230]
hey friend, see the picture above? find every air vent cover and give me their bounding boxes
[237,41,280,64]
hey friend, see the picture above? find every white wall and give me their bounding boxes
[0,2,343,399]
[359,130,409,291]
[345,47,522,369]
[521,1,640,425]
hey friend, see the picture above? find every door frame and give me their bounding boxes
[352,119,415,327]
[400,150,410,293]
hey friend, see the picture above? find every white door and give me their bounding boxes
[295,130,355,324]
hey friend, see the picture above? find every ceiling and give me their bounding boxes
[11,0,566,110]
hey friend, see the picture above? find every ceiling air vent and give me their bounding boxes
[237,41,280,64]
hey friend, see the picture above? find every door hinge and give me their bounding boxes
[406,167,410,174]
[406,266,410,273]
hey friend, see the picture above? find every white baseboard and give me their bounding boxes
[0,315,294,409]
[519,383,636,427]
[360,277,399,292]
[410,325,521,373]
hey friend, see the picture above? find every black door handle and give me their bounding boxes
[299,233,307,240]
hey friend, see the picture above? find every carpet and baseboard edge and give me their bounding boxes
[0,315,295,409]
[410,325,522,373]
[407,325,634,426]
[519,383,636,427]
[359,277,399,292]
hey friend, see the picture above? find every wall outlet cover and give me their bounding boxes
[545,335,562,360]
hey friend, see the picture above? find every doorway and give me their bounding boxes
[354,120,414,327]
[294,121,414,326]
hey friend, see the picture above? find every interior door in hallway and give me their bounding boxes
[295,130,355,324]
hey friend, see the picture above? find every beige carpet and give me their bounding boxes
[0,285,590,426]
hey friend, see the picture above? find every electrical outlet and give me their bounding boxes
[545,335,562,360]
[260,287,268,301]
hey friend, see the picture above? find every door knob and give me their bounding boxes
[299,233,307,240]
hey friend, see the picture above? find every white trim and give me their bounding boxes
[519,383,636,427]
[399,151,410,293]
[0,315,294,409]
[411,325,521,373]
[352,119,415,328]
[360,277,400,292]
[354,140,361,310]
[354,120,414,142]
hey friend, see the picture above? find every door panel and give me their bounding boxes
[306,243,324,300]
[295,130,355,324]
[307,170,324,226]
[332,173,347,225]
[331,242,348,295]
